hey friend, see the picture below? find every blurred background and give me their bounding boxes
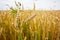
[0,0,60,10]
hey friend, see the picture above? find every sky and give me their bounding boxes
[0,0,60,10]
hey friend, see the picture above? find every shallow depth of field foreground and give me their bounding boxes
[0,10,60,40]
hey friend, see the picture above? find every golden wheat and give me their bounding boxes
[0,10,60,40]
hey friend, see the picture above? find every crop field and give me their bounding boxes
[0,10,60,40]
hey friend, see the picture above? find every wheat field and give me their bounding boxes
[0,10,60,40]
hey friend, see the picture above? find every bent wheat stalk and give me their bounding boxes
[24,14,37,23]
